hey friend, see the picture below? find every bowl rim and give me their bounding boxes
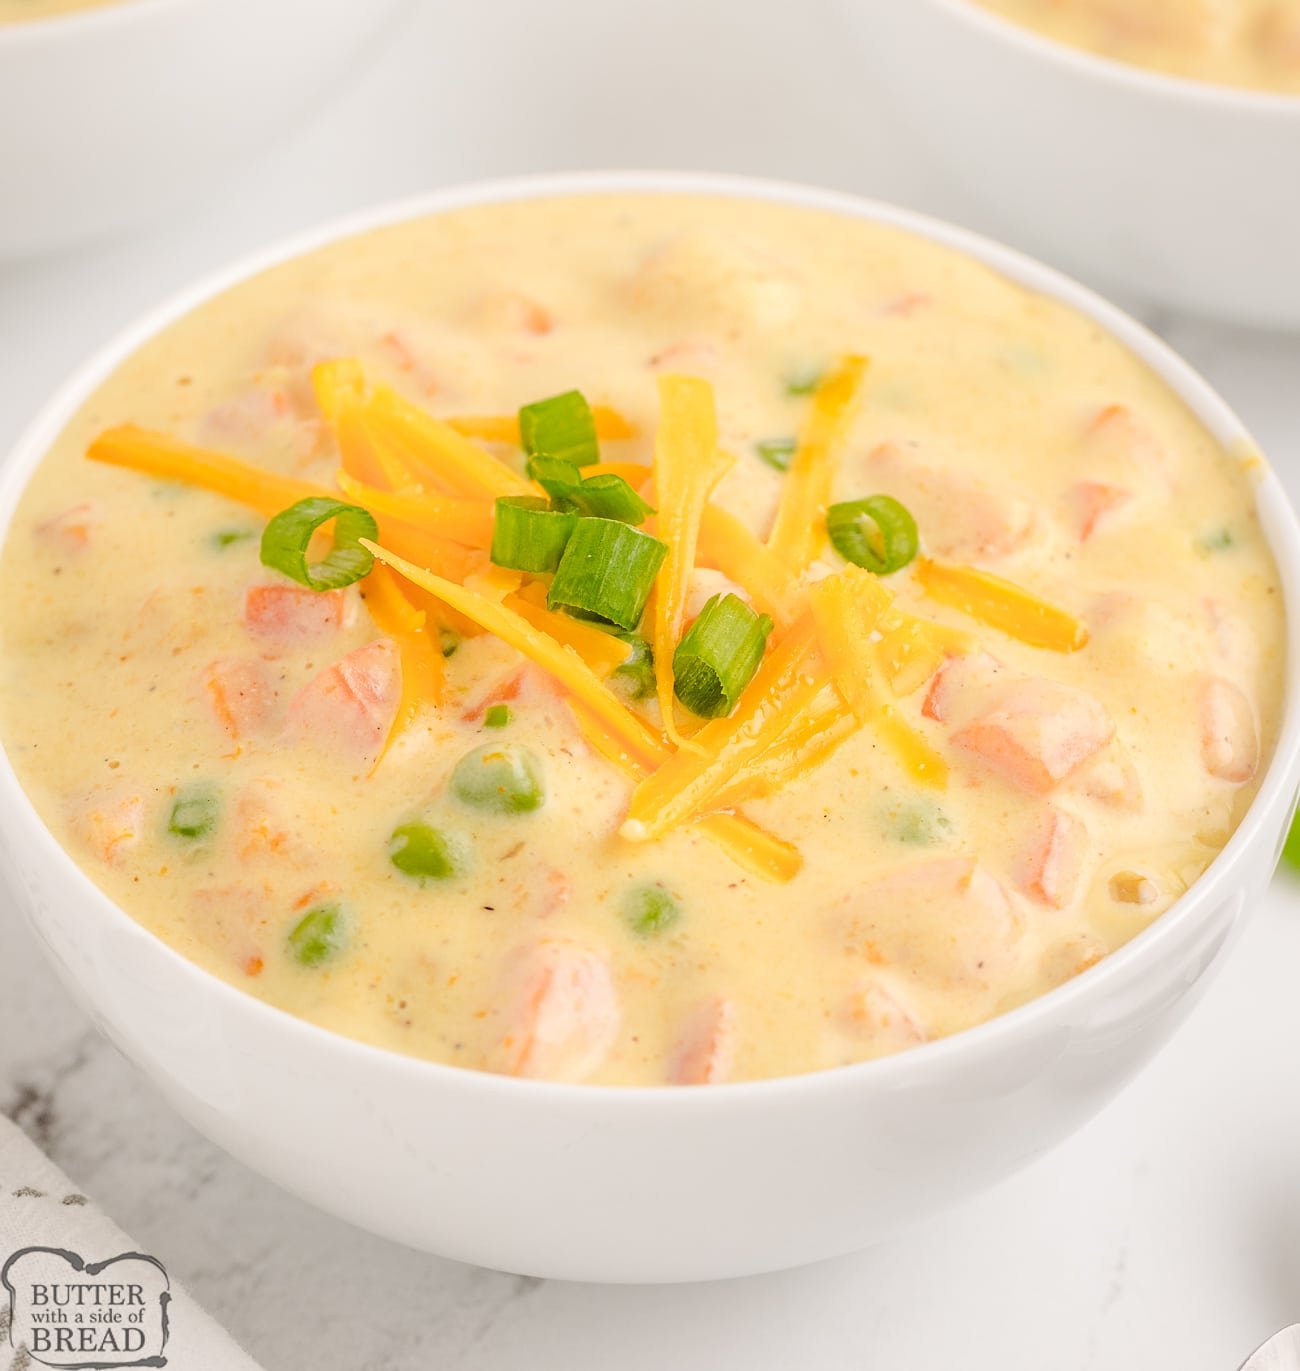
[0,0,182,41]
[2,167,1299,1105]
[922,0,1300,112]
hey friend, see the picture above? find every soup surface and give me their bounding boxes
[0,0,125,22]
[970,0,1300,91]
[0,194,1282,1085]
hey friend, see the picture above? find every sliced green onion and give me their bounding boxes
[212,527,256,550]
[388,821,465,884]
[755,437,797,473]
[519,390,600,467]
[167,783,219,840]
[260,497,378,590]
[611,634,655,700]
[622,883,682,936]
[672,594,773,719]
[527,455,584,503]
[827,495,919,575]
[484,703,511,728]
[490,495,577,573]
[547,518,667,631]
[439,628,460,658]
[785,365,825,396]
[568,474,653,525]
[451,743,546,814]
[288,903,347,967]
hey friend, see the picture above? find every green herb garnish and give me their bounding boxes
[827,495,919,575]
[212,527,256,550]
[755,437,797,472]
[612,634,655,700]
[547,518,667,631]
[484,704,511,728]
[490,496,578,573]
[260,497,378,590]
[785,366,825,396]
[673,594,773,719]
[519,390,600,468]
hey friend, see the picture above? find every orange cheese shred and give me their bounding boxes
[335,472,494,550]
[712,699,860,809]
[914,557,1089,653]
[766,354,869,571]
[505,586,632,679]
[363,384,534,500]
[569,702,801,883]
[362,563,445,764]
[697,504,796,628]
[86,425,326,518]
[622,614,826,843]
[650,375,734,747]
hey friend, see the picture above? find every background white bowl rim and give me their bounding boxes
[0,0,180,42]
[923,0,1300,112]
[2,167,1298,1106]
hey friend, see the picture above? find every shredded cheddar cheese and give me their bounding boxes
[362,563,445,763]
[336,472,494,550]
[914,557,1089,653]
[650,376,734,747]
[766,354,869,571]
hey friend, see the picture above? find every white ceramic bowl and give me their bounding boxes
[2,172,1299,1284]
[0,0,412,260]
[833,0,1300,329]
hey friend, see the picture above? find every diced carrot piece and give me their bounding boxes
[669,998,740,1085]
[75,790,144,867]
[921,651,1003,723]
[36,502,99,551]
[460,667,528,722]
[472,291,554,336]
[840,859,1021,986]
[496,941,620,1082]
[243,584,348,644]
[1072,480,1132,542]
[867,442,1036,560]
[202,657,274,742]
[841,975,927,1052]
[1016,807,1089,908]
[1087,404,1170,480]
[952,679,1114,794]
[1199,676,1259,782]
[190,881,271,972]
[286,640,401,760]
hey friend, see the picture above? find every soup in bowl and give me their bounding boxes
[0,174,1296,1280]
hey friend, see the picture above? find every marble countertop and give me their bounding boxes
[3,2,1300,1366]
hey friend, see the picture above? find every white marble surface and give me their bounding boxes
[3,2,1300,1367]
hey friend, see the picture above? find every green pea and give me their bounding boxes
[622,883,682,936]
[167,783,220,840]
[611,635,655,701]
[451,743,546,815]
[288,903,347,967]
[884,799,952,847]
[1196,526,1235,556]
[388,822,465,884]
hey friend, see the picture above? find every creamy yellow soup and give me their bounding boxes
[972,0,1300,91]
[0,194,1283,1086]
[0,0,124,22]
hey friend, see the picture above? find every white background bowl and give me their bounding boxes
[1,172,1298,1283]
[832,0,1300,329]
[0,0,413,260]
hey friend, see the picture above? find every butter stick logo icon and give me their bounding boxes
[1,1248,169,1369]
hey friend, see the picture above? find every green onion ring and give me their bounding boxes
[260,497,379,590]
[826,495,919,576]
